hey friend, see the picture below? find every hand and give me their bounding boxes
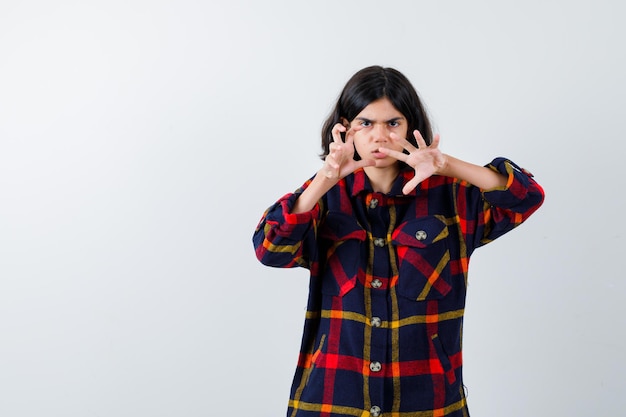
[323,123,375,180]
[378,130,447,194]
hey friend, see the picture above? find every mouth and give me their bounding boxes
[371,150,388,159]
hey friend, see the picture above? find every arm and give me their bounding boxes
[291,173,337,214]
[468,156,545,247]
[292,123,374,213]
[253,186,321,268]
[379,130,507,193]
[379,130,544,247]
[437,154,508,190]
[254,123,375,265]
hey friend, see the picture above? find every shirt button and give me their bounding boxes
[370,361,382,372]
[371,317,382,328]
[369,198,379,209]
[415,230,427,241]
[373,237,385,247]
[371,279,382,289]
[370,405,382,417]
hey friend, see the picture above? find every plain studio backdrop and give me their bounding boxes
[1,1,624,416]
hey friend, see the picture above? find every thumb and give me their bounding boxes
[340,159,374,178]
[356,159,376,169]
[402,175,421,195]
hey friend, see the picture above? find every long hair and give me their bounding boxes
[320,66,433,161]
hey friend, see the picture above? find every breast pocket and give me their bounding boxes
[392,216,452,301]
[318,212,366,297]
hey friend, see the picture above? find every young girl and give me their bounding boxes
[253,66,544,417]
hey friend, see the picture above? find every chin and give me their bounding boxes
[374,159,397,168]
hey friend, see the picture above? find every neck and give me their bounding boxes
[363,165,400,194]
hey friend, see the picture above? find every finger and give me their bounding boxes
[430,133,441,149]
[329,146,344,165]
[402,175,421,195]
[344,124,363,144]
[355,158,376,170]
[327,158,340,169]
[331,123,347,143]
[377,146,408,162]
[348,124,364,133]
[390,132,417,153]
[413,130,428,149]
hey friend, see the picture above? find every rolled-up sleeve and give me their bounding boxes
[253,185,321,269]
[471,157,545,248]
[482,157,544,210]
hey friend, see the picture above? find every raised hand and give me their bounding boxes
[378,130,447,194]
[323,123,375,180]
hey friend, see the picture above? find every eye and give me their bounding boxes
[359,120,372,127]
[388,120,400,128]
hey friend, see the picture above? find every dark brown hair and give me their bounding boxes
[321,66,433,161]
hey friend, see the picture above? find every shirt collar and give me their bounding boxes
[350,167,419,197]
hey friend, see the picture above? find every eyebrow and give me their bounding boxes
[355,117,405,123]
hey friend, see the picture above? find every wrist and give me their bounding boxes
[317,167,341,185]
[435,154,451,176]
[292,169,338,214]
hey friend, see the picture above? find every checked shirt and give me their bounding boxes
[253,158,544,417]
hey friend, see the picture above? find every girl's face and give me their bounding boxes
[348,97,408,169]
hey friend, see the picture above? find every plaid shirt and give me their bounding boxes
[253,158,544,417]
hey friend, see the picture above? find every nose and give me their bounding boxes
[373,123,389,142]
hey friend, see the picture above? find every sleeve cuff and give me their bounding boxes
[265,192,321,237]
[482,157,533,208]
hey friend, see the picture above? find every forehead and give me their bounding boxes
[355,97,405,120]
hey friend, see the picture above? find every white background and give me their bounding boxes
[1,1,624,416]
